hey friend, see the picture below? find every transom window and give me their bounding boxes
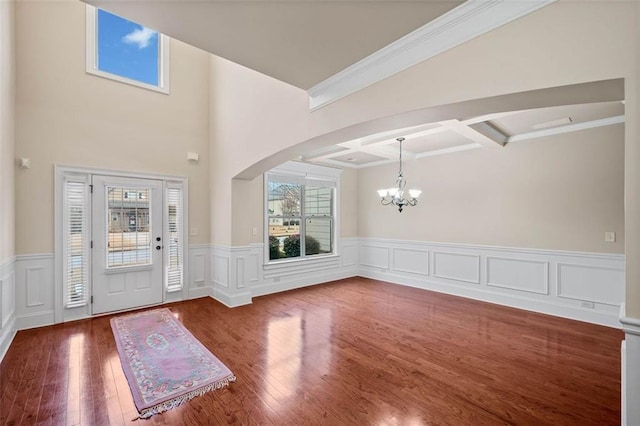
[85,5,170,93]
[265,163,341,263]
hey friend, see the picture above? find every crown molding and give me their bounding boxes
[307,0,557,110]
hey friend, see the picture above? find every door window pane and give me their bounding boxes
[107,186,151,267]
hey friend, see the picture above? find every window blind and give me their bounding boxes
[64,180,89,308]
[166,186,183,292]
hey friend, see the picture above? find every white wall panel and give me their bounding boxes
[360,245,389,269]
[341,243,358,267]
[393,248,429,276]
[487,257,548,294]
[194,253,205,284]
[433,251,480,284]
[558,263,624,306]
[212,254,230,288]
[1,269,15,328]
[25,267,44,307]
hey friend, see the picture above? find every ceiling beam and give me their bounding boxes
[507,115,625,144]
[441,119,506,148]
[308,0,557,109]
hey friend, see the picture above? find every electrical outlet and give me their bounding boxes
[581,301,595,309]
[605,232,616,243]
[190,227,198,236]
[252,227,257,236]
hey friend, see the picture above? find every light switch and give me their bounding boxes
[605,232,616,243]
[190,227,198,236]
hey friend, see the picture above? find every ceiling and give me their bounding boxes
[301,101,625,168]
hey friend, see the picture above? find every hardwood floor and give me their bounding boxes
[0,277,622,425]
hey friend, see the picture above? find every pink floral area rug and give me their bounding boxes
[110,308,236,419]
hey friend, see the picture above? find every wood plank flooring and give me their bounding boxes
[0,277,622,425]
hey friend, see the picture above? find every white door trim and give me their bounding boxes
[54,165,189,323]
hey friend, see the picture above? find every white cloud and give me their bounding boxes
[122,27,157,49]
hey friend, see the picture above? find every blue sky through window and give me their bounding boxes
[97,9,159,86]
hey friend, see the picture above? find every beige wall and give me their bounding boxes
[0,0,15,264]
[359,125,624,253]
[208,55,311,246]
[625,5,640,317]
[340,168,358,238]
[15,1,211,255]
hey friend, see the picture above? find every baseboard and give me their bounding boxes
[188,286,213,299]
[211,287,252,308]
[15,310,55,330]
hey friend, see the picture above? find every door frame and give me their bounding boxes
[54,165,189,324]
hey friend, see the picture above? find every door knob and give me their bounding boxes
[156,245,161,250]
[156,237,161,241]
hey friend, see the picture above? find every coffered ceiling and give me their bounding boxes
[301,101,625,168]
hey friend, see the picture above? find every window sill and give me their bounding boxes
[86,68,170,95]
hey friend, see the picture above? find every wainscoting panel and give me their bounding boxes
[1,267,15,328]
[212,254,230,288]
[341,242,359,268]
[0,256,16,362]
[26,266,45,307]
[393,248,429,276]
[487,257,549,295]
[187,245,211,299]
[14,254,55,330]
[558,263,624,306]
[360,245,389,269]
[433,251,480,284]
[358,238,624,327]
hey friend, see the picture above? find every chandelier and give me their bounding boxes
[377,137,421,212]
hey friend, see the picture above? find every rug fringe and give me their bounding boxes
[137,375,237,419]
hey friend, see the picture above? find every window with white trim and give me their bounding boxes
[266,162,341,263]
[166,185,184,292]
[63,176,90,308]
[86,5,170,93]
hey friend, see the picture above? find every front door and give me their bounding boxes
[92,176,164,314]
